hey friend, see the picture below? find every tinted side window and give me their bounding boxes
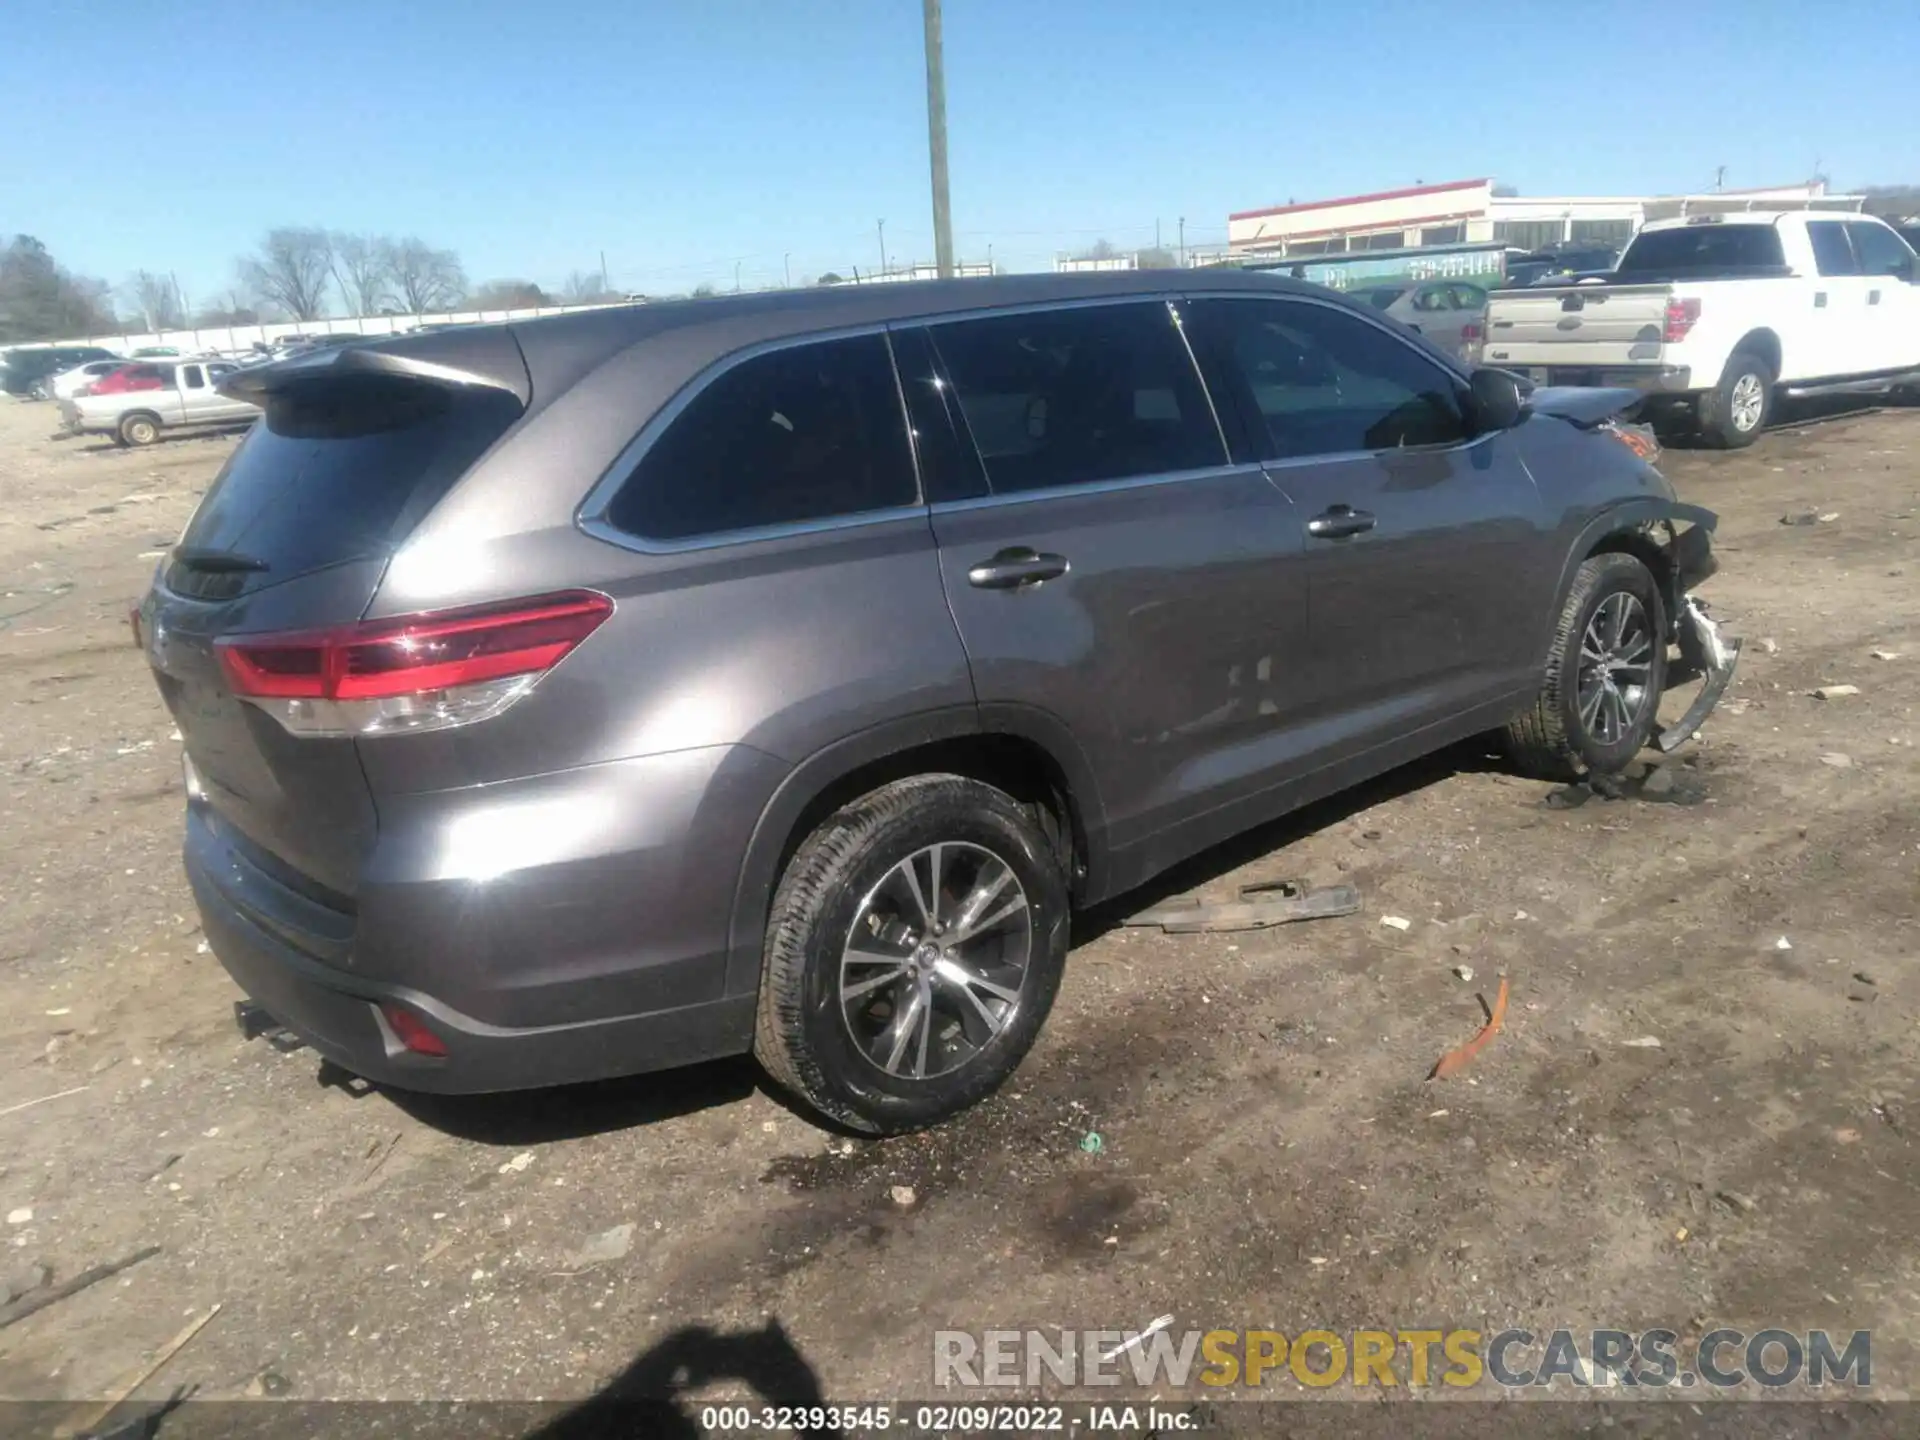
[606,334,915,541]
[1189,298,1472,460]
[928,302,1224,494]
[183,365,205,390]
[1847,221,1914,277]
[1807,222,1859,277]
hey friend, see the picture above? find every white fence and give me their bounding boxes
[4,301,634,360]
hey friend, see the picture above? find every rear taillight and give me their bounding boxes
[1662,297,1701,343]
[1461,321,1483,342]
[216,590,612,737]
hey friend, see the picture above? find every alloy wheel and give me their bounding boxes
[1729,373,1766,433]
[839,841,1033,1080]
[1577,592,1655,746]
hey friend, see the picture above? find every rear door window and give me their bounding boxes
[1846,221,1913,277]
[603,334,917,542]
[927,301,1224,494]
[1187,297,1472,460]
[1807,222,1860,277]
[170,379,523,594]
[182,365,205,389]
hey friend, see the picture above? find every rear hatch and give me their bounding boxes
[1480,283,1675,370]
[139,333,530,897]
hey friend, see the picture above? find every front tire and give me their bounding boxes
[1507,553,1668,779]
[1698,350,1773,449]
[754,774,1070,1134]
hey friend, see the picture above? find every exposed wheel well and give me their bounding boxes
[776,734,1087,899]
[1728,329,1782,381]
[1585,528,1677,632]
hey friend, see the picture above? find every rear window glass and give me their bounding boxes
[172,380,522,588]
[1617,224,1786,275]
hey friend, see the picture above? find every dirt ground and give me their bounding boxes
[1,394,1917,1432]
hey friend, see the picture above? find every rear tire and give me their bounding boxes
[1698,350,1773,449]
[1507,553,1669,780]
[119,412,160,446]
[754,774,1070,1134]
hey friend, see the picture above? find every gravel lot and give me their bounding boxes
[1,395,1917,1432]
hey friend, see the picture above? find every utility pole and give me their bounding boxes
[877,219,887,277]
[1178,217,1186,267]
[923,0,955,279]
[599,250,609,294]
[1714,165,1727,192]
[784,252,792,288]
[734,260,742,293]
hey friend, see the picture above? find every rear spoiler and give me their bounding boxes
[217,326,531,406]
[1525,385,1644,429]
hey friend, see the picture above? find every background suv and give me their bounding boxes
[138,273,1729,1133]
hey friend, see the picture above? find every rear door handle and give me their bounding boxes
[1306,505,1377,540]
[967,547,1070,589]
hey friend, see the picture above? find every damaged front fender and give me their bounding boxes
[1559,498,1740,755]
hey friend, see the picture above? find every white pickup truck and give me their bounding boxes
[61,358,256,446]
[1480,211,1920,446]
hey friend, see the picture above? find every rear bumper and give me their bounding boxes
[182,746,781,1093]
[1521,364,1694,394]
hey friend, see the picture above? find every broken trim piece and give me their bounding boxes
[1125,879,1360,933]
[1653,598,1741,754]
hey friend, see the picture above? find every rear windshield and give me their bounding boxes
[171,379,522,590]
[1617,224,1786,276]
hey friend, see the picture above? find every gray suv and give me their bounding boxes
[137,271,1736,1133]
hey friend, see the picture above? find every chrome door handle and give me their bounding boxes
[967,547,1070,589]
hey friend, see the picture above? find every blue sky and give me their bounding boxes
[4,0,1914,310]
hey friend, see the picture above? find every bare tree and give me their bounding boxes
[329,233,391,317]
[467,279,549,310]
[1134,246,1179,269]
[125,270,185,329]
[563,269,616,304]
[381,237,467,315]
[238,227,334,320]
[0,236,117,341]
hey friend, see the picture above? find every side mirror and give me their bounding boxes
[1469,366,1530,431]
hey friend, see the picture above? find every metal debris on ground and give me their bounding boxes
[1080,1132,1104,1155]
[1870,650,1900,661]
[1813,685,1861,699]
[1125,879,1359,933]
[66,1303,220,1438]
[1775,936,1794,951]
[0,1086,89,1120]
[1820,753,1856,769]
[1431,976,1510,1080]
[1099,1315,1176,1363]
[563,1224,635,1270]
[1621,1036,1664,1049]
[1759,637,1779,655]
[0,1246,161,1332]
[1717,1190,1758,1213]
[889,1185,917,1208]
[1454,965,1475,982]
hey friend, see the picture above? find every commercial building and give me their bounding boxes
[1226,178,1854,259]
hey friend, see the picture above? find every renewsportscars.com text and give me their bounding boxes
[934,1326,1871,1391]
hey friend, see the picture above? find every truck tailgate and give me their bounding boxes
[1481,284,1675,368]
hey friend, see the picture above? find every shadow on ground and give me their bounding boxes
[522,1319,837,1440]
